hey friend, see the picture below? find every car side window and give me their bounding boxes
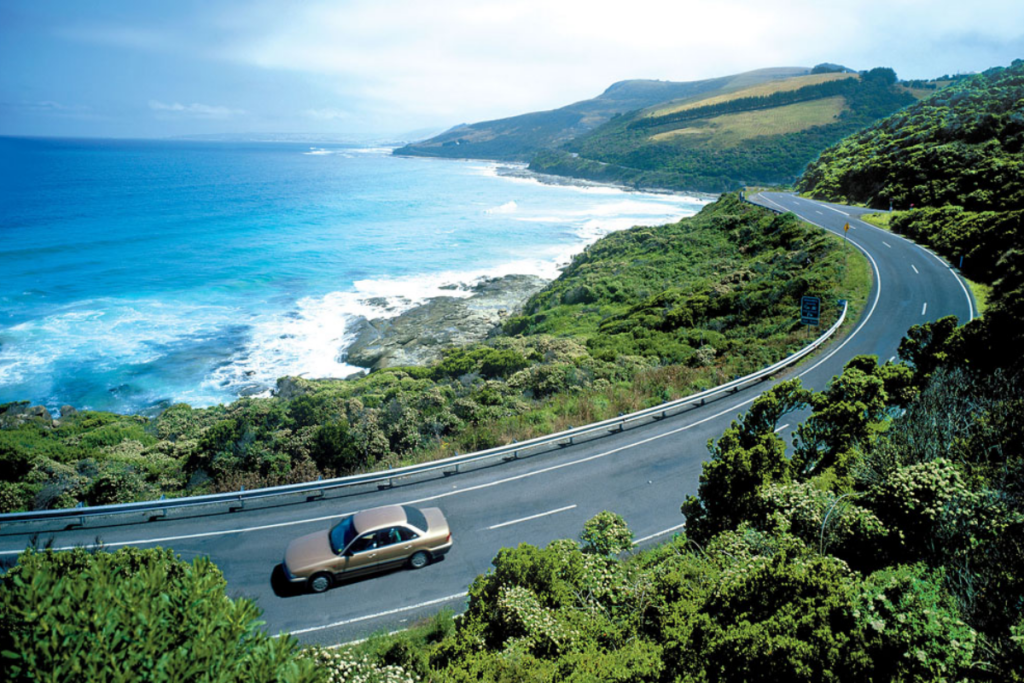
[348,532,378,554]
[398,526,419,542]
[379,526,405,546]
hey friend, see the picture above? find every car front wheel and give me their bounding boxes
[309,572,333,593]
[409,551,430,569]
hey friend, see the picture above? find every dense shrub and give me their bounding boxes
[0,547,320,682]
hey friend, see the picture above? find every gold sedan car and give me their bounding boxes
[282,504,452,593]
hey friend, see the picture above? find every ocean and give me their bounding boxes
[0,137,706,415]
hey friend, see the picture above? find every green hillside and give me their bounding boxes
[393,67,811,161]
[798,60,1024,305]
[531,68,917,192]
[798,60,1024,211]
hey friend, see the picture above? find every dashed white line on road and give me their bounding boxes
[882,241,892,248]
[820,204,850,216]
[774,423,790,433]
[922,303,928,315]
[911,264,919,274]
[487,505,577,530]
[633,522,687,545]
[889,356,897,364]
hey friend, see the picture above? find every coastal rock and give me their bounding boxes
[275,376,315,400]
[344,274,547,371]
[60,405,78,418]
[0,402,53,429]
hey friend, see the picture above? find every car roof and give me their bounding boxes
[351,505,412,534]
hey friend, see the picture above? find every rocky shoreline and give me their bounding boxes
[495,163,718,200]
[341,273,547,371]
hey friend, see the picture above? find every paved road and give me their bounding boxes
[0,193,975,644]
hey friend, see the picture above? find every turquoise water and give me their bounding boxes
[0,137,706,414]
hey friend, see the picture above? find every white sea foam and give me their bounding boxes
[207,251,582,394]
[485,200,518,215]
[0,299,233,399]
[348,147,396,155]
[2,152,707,410]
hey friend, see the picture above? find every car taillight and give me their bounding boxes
[446,532,452,543]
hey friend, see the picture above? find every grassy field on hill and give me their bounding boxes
[649,71,857,117]
[651,96,848,145]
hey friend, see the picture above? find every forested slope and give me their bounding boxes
[798,59,1024,367]
[799,60,1024,212]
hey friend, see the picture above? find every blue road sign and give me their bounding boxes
[801,296,821,325]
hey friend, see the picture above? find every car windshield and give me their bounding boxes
[329,517,357,554]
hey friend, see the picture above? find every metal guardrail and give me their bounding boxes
[0,300,847,531]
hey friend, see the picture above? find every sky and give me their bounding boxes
[2,0,1023,141]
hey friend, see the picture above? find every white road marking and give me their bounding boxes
[889,356,897,364]
[911,264,919,274]
[774,423,790,433]
[915,244,975,320]
[815,210,824,215]
[882,241,892,248]
[633,522,687,545]
[1,198,885,558]
[280,592,469,637]
[922,302,928,315]
[819,203,850,217]
[487,505,576,530]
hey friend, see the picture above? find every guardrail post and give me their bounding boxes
[229,496,245,512]
[149,496,167,522]
[66,500,87,529]
[504,440,520,461]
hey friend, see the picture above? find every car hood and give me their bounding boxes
[284,530,335,574]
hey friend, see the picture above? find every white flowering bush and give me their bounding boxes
[580,511,634,556]
[303,646,419,683]
[854,564,977,681]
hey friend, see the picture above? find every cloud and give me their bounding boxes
[303,108,351,121]
[54,23,176,52]
[215,0,1024,129]
[1,100,90,113]
[148,100,246,119]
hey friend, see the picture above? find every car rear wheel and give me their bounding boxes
[309,572,333,593]
[409,551,430,569]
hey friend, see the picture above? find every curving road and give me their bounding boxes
[0,193,974,645]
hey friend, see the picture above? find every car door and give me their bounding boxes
[373,525,419,569]
[340,531,383,576]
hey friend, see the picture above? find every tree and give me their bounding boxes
[792,357,892,481]
[682,380,807,541]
